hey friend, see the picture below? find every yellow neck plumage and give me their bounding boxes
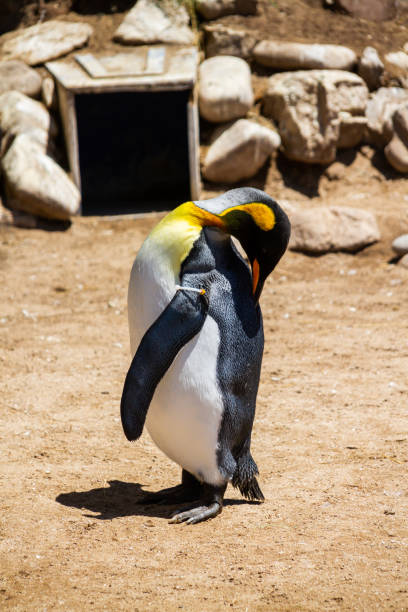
[148,200,276,277]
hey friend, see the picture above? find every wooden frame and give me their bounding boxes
[46,46,200,214]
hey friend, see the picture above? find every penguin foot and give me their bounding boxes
[139,469,203,505]
[168,481,227,524]
[139,484,201,506]
[169,502,222,525]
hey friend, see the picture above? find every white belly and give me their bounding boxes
[127,239,226,486]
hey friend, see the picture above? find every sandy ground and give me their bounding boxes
[1,158,408,611]
[2,3,408,608]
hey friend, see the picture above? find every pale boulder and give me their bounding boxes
[0,90,57,153]
[393,105,408,144]
[263,70,368,164]
[203,24,256,59]
[384,51,408,88]
[337,113,367,148]
[114,0,194,45]
[203,119,280,183]
[196,0,257,20]
[358,47,384,91]
[392,234,408,256]
[289,206,380,254]
[2,134,80,220]
[384,135,408,173]
[365,87,408,146]
[253,41,356,71]
[0,60,42,97]
[199,56,253,123]
[384,104,408,173]
[0,21,93,66]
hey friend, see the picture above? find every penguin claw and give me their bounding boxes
[169,502,222,525]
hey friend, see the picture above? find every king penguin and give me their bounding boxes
[121,187,291,524]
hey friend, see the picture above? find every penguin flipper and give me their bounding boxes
[121,288,208,442]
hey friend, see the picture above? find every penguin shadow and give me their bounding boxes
[56,480,260,521]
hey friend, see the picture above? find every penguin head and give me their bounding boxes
[194,188,291,303]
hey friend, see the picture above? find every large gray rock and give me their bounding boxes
[384,51,408,88]
[203,24,256,59]
[329,0,396,21]
[358,47,384,91]
[0,21,93,66]
[114,0,194,45]
[365,87,408,147]
[2,134,80,220]
[253,41,356,71]
[0,60,42,98]
[202,119,280,183]
[196,0,257,20]
[199,56,253,123]
[263,70,368,164]
[289,206,380,254]
[0,90,57,152]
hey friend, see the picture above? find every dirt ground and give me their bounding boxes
[1,1,408,610]
[1,149,408,611]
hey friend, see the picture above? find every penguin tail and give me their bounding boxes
[232,452,265,502]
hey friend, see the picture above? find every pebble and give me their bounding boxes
[22,308,36,320]
[398,253,408,268]
[392,234,408,256]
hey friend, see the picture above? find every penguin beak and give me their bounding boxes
[251,258,264,304]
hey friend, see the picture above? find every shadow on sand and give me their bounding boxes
[56,479,261,521]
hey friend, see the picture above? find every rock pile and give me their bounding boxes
[0,89,80,223]
[194,3,408,184]
[0,20,90,224]
[0,0,406,255]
